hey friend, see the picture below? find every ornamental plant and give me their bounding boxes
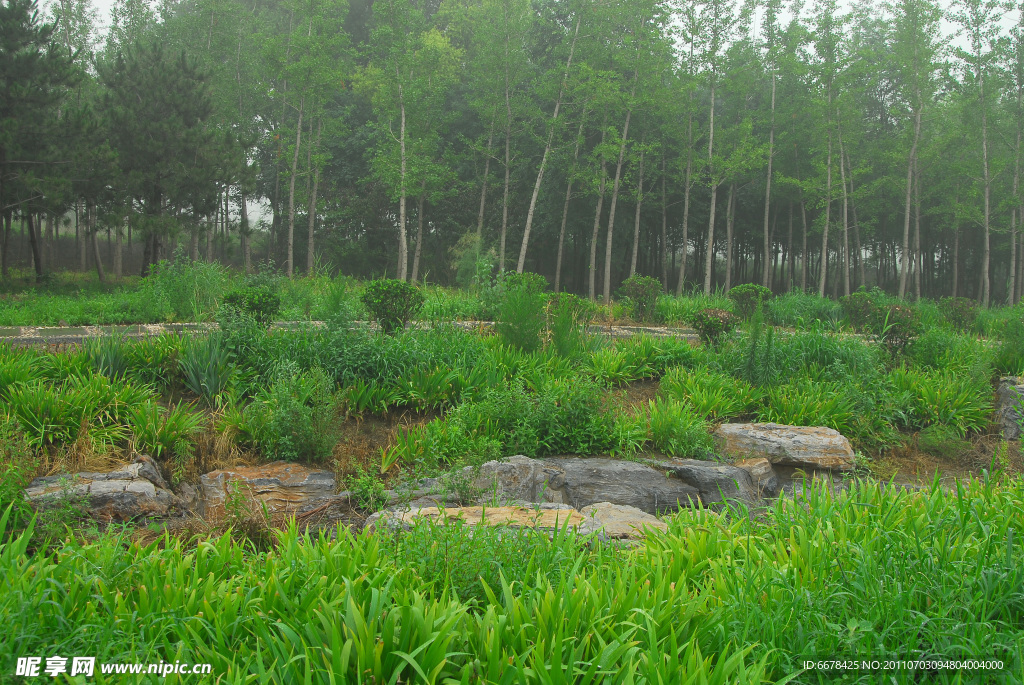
[619,274,662,322]
[939,297,979,332]
[360,279,426,334]
[727,283,773,320]
[688,308,738,347]
[222,271,281,328]
[873,304,921,357]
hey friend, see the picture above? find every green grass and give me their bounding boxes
[2,476,1023,683]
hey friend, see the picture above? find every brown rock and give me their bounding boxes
[734,458,781,497]
[714,423,855,471]
[384,504,585,530]
[200,461,336,520]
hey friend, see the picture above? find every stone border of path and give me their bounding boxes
[0,320,699,346]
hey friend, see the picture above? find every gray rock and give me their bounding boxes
[26,455,181,522]
[577,502,668,540]
[471,455,566,504]
[543,457,700,515]
[656,459,758,504]
[997,377,1024,440]
[733,458,781,498]
[714,423,855,471]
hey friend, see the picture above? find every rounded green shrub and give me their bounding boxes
[222,271,282,327]
[360,279,426,334]
[939,297,979,332]
[839,290,880,333]
[688,308,738,346]
[619,274,663,322]
[727,283,774,319]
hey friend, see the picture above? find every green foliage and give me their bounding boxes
[660,367,762,421]
[360,279,426,334]
[688,308,738,346]
[995,315,1024,375]
[874,304,922,357]
[179,334,235,404]
[888,368,992,436]
[148,251,228,322]
[619,274,662,322]
[765,291,844,328]
[839,290,880,332]
[727,283,774,320]
[494,272,548,353]
[130,400,204,463]
[81,334,131,380]
[241,365,337,462]
[0,415,36,535]
[221,271,282,327]
[760,380,856,435]
[546,293,596,359]
[348,466,389,512]
[917,424,972,460]
[939,296,979,332]
[645,397,715,458]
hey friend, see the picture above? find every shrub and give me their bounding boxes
[148,249,228,322]
[242,365,337,462]
[360,279,426,334]
[619,274,663,322]
[839,290,878,332]
[688,308,738,346]
[646,397,715,458]
[727,283,774,319]
[546,293,596,359]
[873,304,921,357]
[939,297,979,332]
[495,272,548,353]
[221,271,282,327]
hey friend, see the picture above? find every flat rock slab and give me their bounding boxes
[26,455,180,522]
[997,377,1024,440]
[714,423,855,471]
[387,504,585,529]
[200,461,336,520]
[578,503,668,539]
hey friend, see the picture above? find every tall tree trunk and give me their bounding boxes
[306,119,322,274]
[240,192,251,274]
[286,95,304,278]
[0,212,9,278]
[476,117,495,250]
[629,139,646,278]
[913,157,922,300]
[397,85,409,281]
[786,202,794,291]
[660,153,668,291]
[899,106,923,299]
[114,217,124,279]
[78,201,86,271]
[818,109,832,298]
[762,71,776,287]
[90,205,105,282]
[724,183,736,291]
[411,181,426,283]
[555,115,586,293]
[27,214,42,281]
[980,60,992,305]
[517,15,580,273]
[499,124,511,273]
[589,125,608,300]
[703,79,718,296]
[846,150,865,288]
[603,107,633,303]
[838,124,850,296]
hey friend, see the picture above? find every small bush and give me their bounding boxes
[688,308,738,346]
[727,283,774,319]
[873,304,921,357]
[839,290,878,332]
[546,293,596,359]
[360,279,426,334]
[619,274,663,322]
[242,365,337,462]
[222,271,282,327]
[939,297,979,332]
[495,272,548,353]
[148,249,228,322]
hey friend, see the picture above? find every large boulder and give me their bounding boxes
[713,423,855,471]
[656,459,758,503]
[543,457,700,515]
[200,461,336,520]
[997,377,1024,440]
[26,455,181,522]
[471,455,566,504]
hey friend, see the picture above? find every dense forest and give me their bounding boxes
[3,0,1024,304]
